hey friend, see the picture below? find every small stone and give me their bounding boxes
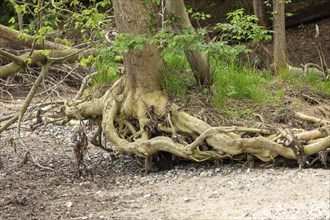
[200,171,207,177]
[65,201,73,208]
[144,193,151,198]
[183,197,190,202]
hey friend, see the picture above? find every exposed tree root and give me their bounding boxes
[64,79,330,171]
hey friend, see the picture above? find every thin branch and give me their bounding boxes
[51,0,74,14]
[75,72,98,100]
[0,48,99,78]
[17,62,52,137]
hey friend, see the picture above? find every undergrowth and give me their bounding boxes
[289,71,330,96]
[211,60,271,107]
[159,51,196,97]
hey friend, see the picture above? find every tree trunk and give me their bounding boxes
[112,0,163,92]
[272,0,287,75]
[253,0,269,27]
[165,0,211,86]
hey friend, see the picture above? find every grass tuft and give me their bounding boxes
[211,61,271,107]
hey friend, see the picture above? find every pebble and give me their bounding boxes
[65,201,73,208]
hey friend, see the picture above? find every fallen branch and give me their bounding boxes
[0,24,68,50]
[295,112,330,125]
[0,48,99,78]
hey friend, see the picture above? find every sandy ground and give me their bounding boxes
[0,122,329,220]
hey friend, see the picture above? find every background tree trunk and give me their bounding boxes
[272,0,287,75]
[253,0,269,27]
[166,0,211,86]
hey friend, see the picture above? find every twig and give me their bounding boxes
[75,72,98,100]
[301,63,323,76]
[48,41,100,62]
[24,151,54,171]
[18,138,54,171]
[51,0,74,14]
[0,62,52,134]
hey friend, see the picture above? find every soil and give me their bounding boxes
[0,123,329,220]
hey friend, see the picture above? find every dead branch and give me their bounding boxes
[17,62,52,137]
[23,151,54,171]
[0,49,25,65]
[0,48,99,78]
[75,72,98,100]
[0,24,68,50]
[0,63,52,133]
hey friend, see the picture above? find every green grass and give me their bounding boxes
[211,61,271,107]
[292,71,330,96]
[159,51,196,98]
[300,73,330,95]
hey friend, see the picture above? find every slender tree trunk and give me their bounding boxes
[253,0,268,27]
[112,0,163,92]
[165,0,211,86]
[11,0,24,31]
[272,0,287,75]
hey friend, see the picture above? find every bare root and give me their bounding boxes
[62,82,330,170]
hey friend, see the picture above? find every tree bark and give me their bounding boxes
[253,0,269,27]
[112,0,163,92]
[165,0,211,85]
[11,0,24,31]
[272,0,287,75]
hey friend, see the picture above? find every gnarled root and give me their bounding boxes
[64,80,330,170]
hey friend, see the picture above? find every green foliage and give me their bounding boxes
[216,9,272,42]
[91,48,120,85]
[211,60,271,107]
[6,0,112,45]
[91,32,152,85]
[187,8,211,22]
[156,8,272,100]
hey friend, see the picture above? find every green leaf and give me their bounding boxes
[80,57,87,67]
[41,50,50,56]
[8,17,16,24]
